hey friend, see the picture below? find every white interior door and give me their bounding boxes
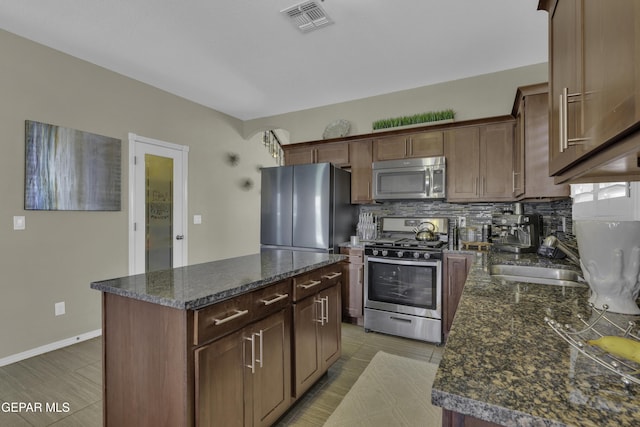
[128,133,189,275]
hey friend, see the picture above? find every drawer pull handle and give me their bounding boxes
[213,309,248,326]
[322,272,342,280]
[298,279,321,289]
[261,293,289,306]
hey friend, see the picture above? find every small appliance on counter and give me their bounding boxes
[491,208,542,253]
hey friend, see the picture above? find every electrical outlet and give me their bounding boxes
[458,216,466,228]
[55,302,65,316]
[559,216,567,232]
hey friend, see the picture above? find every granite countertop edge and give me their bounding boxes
[90,251,346,310]
[432,250,640,427]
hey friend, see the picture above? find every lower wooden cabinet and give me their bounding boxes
[101,264,343,427]
[292,268,342,397]
[339,246,364,324]
[195,309,291,427]
[442,253,475,340]
[442,408,502,427]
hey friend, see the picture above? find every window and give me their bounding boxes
[571,182,630,203]
[572,182,639,221]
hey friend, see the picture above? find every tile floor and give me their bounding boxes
[0,323,442,426]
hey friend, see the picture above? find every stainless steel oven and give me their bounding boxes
[363,217,447,344]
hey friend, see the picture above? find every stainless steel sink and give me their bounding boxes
[490,264,587,287]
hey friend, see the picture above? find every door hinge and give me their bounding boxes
[133,222,137,231]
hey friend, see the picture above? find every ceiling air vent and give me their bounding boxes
[281,1,333,33]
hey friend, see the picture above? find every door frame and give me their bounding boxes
[128,133,189,275]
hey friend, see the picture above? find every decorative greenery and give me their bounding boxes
[372,109,455,130]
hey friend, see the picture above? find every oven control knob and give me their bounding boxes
[381,250,388,256]
[397,251,404,258]
[413,252,420,259]
[423,253,432,259]
[372,249,379,256]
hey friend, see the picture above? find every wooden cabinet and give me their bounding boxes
[541,0,640,182]
[445,120,516,202]
[512,84,570,199]
[442,253,474,341]
[442,408,503,427]
[339,246,364,325]
[373,131,444,161]
[194,280,292,427]
[349,139,374,204]
[292,266,342,397]
[195,308,290,427]
[284,141,350,167]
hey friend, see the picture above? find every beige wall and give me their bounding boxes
[0,28,548,360]
[0,29,278,360]
[244,62,548,143]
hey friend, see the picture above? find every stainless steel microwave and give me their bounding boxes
[372,156,446,201]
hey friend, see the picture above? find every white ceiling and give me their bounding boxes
[0,0,548,121]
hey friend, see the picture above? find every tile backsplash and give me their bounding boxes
[358,198,573,240]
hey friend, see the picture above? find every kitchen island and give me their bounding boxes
[432,251,640,427]
[91,249,345,427]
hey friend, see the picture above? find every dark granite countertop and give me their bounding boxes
[432,251,640,427]
[90,249,345,310]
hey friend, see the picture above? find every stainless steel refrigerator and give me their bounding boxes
[260,163,356,252]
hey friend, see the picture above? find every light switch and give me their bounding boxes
[193,214,202,225]
[13,216,25,230]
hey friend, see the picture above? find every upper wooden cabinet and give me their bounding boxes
[512,83,570,199]
[445,120,516,202]
[349,140,374,204]
[540,0,640,182]
[373,131,444,161]
[284,141,350,167]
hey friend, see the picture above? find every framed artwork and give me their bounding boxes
[24,120,122,211]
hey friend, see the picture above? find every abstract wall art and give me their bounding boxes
[24,120,122,211]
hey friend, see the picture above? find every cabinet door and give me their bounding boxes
[522,92,570,198]
[318,283,341,369]
[408,131,444,157]
[293,296,321,397]
[251,310,291,427]
[582,0,640,148]
[285,146,315,165]
[513,99,525,198]
[316,143,350,166]
[349,140,373,204]
[548,0,585,174]
[195,329,247,427]
[443,254,474,340]
[340,247,364,322]
[373,136,408,161]
[481,122,514,200]
[445,127,481,200]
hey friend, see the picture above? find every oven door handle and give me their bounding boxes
[365,256,440,267]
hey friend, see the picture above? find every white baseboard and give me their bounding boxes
[0,329,102,367]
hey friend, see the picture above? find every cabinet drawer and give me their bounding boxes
[193,293,252,346]
[321,266,343,288]
[292,271,325,302]
[251,280,291,321]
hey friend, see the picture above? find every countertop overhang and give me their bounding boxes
[90,249,345,310]
[432,251,640,427]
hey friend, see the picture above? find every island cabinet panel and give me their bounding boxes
[292,265,342,397]
[196,308,291,427]
[102,293,192,427]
